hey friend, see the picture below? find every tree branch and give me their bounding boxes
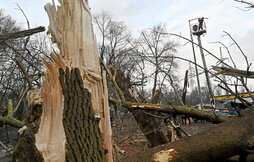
[0,100,25,128]
[234,0,254,8]
[160,32,233,69]
[0,116,25,128]
[223,31,249,68]
[101,61,126,101]
[212,66,254,78]
[109,98,229,123]
[0,26,45,43]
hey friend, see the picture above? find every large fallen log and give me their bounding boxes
[123,107,254,162]
[109,98,229,123]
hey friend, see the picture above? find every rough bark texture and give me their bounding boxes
[59,68,105,162]
[130,109,168,147]
[12,104,43,162]
[13,67,107,162]
[114,70,168,147]
[123,107,254,162]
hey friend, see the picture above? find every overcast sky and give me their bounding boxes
[1,0,254,89]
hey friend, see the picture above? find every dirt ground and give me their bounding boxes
[114,119,215,157]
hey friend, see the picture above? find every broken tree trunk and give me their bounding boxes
[123,107,254,162]
[112,69,168,147]
[182,70,188,105]
[13,0,112,161]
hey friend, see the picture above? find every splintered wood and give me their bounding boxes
[29,0,112,161]
[35,55,66,162]
[44,0,104,116]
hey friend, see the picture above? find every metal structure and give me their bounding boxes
[189,17,215,106]
[188,18,203,108]
[197,34,215,104]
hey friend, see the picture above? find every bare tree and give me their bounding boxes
[136,24,179,98]
[93,11,112,60]
[94,11,134,69]
[0,9,49,161]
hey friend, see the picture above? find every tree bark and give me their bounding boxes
[113,69,168,147]
[0,26,45,43]
[109,98,229,124]
[13,0,113,161]
[182,70,188,105]
[13,68,107,162]
[123,107,254,162]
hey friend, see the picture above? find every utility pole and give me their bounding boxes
[188,19,203,108]
[190,17,215,106]
[197,35,214,103]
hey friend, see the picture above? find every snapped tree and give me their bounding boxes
[13,0,113,161]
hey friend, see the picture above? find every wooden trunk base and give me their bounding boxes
[13,68,106,162]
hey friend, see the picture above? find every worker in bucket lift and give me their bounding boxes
[198,17,204,30]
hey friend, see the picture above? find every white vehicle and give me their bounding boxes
[195,103,213,111]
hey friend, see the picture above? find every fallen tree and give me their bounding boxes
[1,1,253,162]
[123,107,254,162]
[105,67,169,147]
[109,98,229,124]
[107,71,254,161]
[105,64,231,149]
